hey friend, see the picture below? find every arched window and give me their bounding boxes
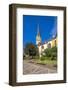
[55,40,56,46]
[38,42,41,46]
[48,43,51,48]
[42,45,44,49]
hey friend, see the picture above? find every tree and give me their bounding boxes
[24,43,38,59]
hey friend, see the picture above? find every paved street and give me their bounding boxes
[23,60,57,75]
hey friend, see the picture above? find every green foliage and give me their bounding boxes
[24,43,39,59]
[43,46,57,60]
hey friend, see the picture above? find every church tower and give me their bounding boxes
[36,24,41,46]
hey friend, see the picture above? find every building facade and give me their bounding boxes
[36,25,57,57]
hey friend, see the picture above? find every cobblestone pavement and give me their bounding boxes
[23,60,57,75]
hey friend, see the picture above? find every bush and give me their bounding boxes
[44,48,52,57]
[43,46,57,60]
[50,55,57,60]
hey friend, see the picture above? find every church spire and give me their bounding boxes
[37,24,40,36]
[36,24,41,45]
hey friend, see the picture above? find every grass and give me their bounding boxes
[24,55,57,66]
[36,59,57,65]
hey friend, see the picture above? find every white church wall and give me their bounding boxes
[43,43,48,50]
[38,46,42,57]
[38,43,48,57]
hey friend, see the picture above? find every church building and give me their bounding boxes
[36,25,57,57]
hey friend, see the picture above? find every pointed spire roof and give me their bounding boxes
[36,24,41,45]
[37,24,40,36]
[36,24,41,41]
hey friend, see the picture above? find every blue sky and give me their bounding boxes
[23,15,57,46]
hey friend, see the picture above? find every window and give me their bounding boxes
[42,45,44,49]
[55,40,56,46]
[47,43,51,48]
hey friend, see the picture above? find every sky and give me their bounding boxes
[23,15,57,46]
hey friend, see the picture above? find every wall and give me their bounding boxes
[0,0,68,90]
